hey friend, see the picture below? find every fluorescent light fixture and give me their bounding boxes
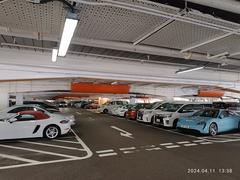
[58,12,78,57]
[207,52,229,59]
[176,66,204,74]
[52,48,58,62]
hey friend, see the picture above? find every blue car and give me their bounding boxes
[177,108,240,136]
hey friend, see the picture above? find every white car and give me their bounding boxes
[98,101,128,113]
[111,105,132,117]
[0,111,71,140]
[0,105,76,126]
[153,102,212,128]
[137,101,164,123]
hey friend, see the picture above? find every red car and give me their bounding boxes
[126,103,150,120]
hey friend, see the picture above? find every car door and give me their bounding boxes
[218,111,237,132]
[0,114,40,140]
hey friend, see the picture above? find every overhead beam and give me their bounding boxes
[181,32,235,52]
[70,38,240,66]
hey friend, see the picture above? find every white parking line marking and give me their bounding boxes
[184,143,198,147]
[70,129,93,159]
[145,147,162,151]
[0,129,92,170]
[20,141,86,151]
[52,139,80,144]
[98,153,118,157]
[119,147,136,151]
[216,135,240,139]
[166,145,180,149]
[76,112,82,115]
[200,142,213,145]
[0,144,79,159]
[160,143,173,146]
[96,149,114,154]
[193,139,205,143]
[123,151,135,154]
[177,141,190,144]
[0,153,39,163]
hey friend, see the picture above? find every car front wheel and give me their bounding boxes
[44,125,60,139]
[209,123,218,136]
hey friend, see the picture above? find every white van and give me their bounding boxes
[137,101,164,123]
[98,101,128,113]
[153,102,212,128]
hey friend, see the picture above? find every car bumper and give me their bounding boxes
[177,124,208,134]
[153,116,172,127]
[137,114,151,123]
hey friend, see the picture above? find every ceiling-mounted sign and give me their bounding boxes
[71,83,130,94]
[198,90,224,97]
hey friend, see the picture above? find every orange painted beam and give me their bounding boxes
[71,83,130,94]
[198,90,224,97]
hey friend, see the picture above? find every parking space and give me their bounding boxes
[0,108,240,180]
[0,129,92,170]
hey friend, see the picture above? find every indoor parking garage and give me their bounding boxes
[0,0,240,180]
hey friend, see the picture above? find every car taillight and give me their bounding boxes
[60,120,69,124]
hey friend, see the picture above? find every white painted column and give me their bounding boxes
[0,92,9,110]
[16,93,24,105]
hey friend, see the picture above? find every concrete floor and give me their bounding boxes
[0,109,239,180]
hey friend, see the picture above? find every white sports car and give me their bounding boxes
[0,111,71,140]
[0,105,76,126]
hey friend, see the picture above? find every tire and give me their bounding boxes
[173,119,179,128]
[103,109,108,114]
[43,125,61,139]
[150,116,154,124]
[209,123,218,136]
[124,112,127,118]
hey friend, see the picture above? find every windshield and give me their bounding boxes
[161,103,183,112]
[193,109,219,118]
[150,102,161,109]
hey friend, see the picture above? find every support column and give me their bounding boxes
[16,93,24,105]
[0,92,9,110]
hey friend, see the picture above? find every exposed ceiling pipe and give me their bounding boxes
[187,0,240,15]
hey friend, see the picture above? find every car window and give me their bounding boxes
[16,114,36,121]
[192,104,203,110]
[203,104,212,108]
[193,109,219,118]
[178,104,194,113]
[219,111,232,119]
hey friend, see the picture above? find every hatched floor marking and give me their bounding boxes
[96,149,114,154]
[177,141,190,144]
[0,153,39,163]
[198,133,240,143]
[166,145,180,149]
[184,143,198,147]
[0,129,92,170]
[98,153,118,157]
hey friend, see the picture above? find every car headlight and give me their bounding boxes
[164,114,172,118]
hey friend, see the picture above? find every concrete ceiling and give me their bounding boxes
[0,0,240,71]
